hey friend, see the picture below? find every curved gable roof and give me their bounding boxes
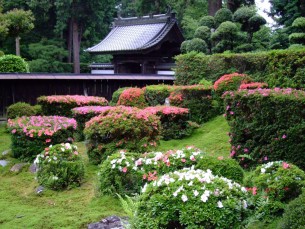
[86,13,183,54]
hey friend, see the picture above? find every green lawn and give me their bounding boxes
[0,116,231,228]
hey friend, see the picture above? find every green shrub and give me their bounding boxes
[7,102,38,119]
[186,38,207,53]
[224,88,305,169]
[144,84,174,106]
[117,87,147,108]
[280,191,305,229]
[0,54,29,73]
[84,106,161,164]
[7,116,77,161]
[169,85,215,123]
[245,161,305,203]
[215,8,233,26]
[37,95,108,117]
[133,168,249,229]
[72,106,112,140]
[195,155,244,183]
[110,87,130,106]
[35,143,85,190]
[194,26,211,42]
[199,15,215,28]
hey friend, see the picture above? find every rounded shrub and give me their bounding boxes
[35,143,85,190]
[143,106,194,140]
[133,168,249,229]
[215,8,233,26]
[110,87,131,106]
[0,54,29,73]
[72,106,112,140]
[186,38,207,53]
[37,95,108,117]
[144,84,174,106]
[117,88,147,108]
[7,102,38,119]
[7,116,77,161]
[280,191,305,229]
[84,106,161,164]
[195,156,244,183]
[245,161,305,202]
[180,40,191,54]
[199,15,215,28]
[194,26,211,41]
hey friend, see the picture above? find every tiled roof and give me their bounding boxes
[86,13,182,54]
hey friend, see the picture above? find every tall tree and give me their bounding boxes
[208,0,222,16]
[5,9,35,56]
[269,0,305,26]
[54,0,115,73]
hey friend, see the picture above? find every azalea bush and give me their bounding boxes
[84,106,161,164]
[37,95,108,117]
[110,87,130,105]
[245,161,305,203]
[143,106,195,140]
[35,143,85,190]
[144,84,174,106]
[98,147,244,196]
[169,85,215,123]
[7,102,41,119]
[239,82,268,90]
[133,168,250,228]
[224,88,305,169]
[7,116,77,161]
[72,106,112,140]
[117,88,147,108]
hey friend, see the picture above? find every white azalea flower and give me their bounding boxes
[181,194,188,202]
[193,190,199,197]
[217,201,223,208]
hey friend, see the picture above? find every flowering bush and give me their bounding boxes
[110,87,131,105]
[84,106,161,164]
[72,106,112,140]
[214,72,252,94]
[169,85,215,123]
[98,147,244,196]
[239,82,268,90]
[7,116,77,161]
[143,106,195,140]
[37,95,108,117]
[224,88,305,169]
[245,161,305,202]
[133,168,249,228]
[35,143,85,190]
[117,88,147,108]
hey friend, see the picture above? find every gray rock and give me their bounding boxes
[2,149,11,156]
[36,186,45,195]
[10,163,27,172]
[0,160,9,167]
[88,215,129,229]
[29,163,38,173]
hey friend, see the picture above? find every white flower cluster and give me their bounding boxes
[110,150,135,171]
[260,161,283,174]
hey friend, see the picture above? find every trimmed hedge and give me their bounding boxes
[37,95,108,117]
[7,102,41,119]
[110,87,130,106]
[174,49,305,89]
[7,116,77,161]
[224,88,305,169]
[144,84,174,106]
[117,87,147,108]
[0,54,29,73]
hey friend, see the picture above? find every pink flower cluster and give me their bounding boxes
[143,106,189,116]
[239,82,268,90]
[223,88,305,98]
[214,73,247,91]
[38,95,108,106]
[72,106,112,115]
[8,116,77,138]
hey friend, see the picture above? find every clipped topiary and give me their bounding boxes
[199,15,215,28]
[214,8,233,26]
[35,143,85,190]
[7,102,38,119]
[84,106,161,164]
[133,168,249,229]
[117,87,147,108]
[0,54,29,73]
[110,87,131,106]
[144,84,174,106]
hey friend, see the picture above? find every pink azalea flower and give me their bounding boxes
[46,139,51,143]
[282,162,290,169]
[122,167,128,173]
[282,134,287,139]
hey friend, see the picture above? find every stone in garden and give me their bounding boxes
[10,163,27,172]
[87,215,129,229]
[2,149,11,156]
[29,163,38,173]
[36,186,45,195]
[0,160,8,167]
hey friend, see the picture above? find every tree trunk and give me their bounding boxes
[208,0,222,16]
[68,19,73,63]
[72,19,80,74]
[15,36,20,56]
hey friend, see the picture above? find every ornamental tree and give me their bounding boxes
[289,17,305,45]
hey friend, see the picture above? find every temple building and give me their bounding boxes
[86,11,184,75]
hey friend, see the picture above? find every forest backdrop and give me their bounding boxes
[0,0,304,73]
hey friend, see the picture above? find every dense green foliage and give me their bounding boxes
[35,143,85,190]
[144,84,173,106]
[224,88,305,170]
[7,102,40,119]
[0,54,29,72]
